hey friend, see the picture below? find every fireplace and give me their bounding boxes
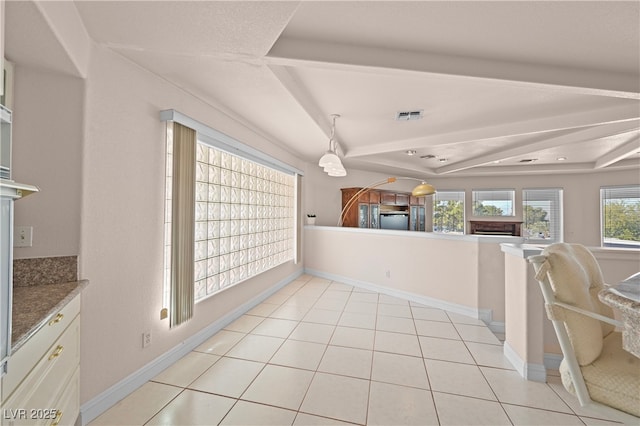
[469,221,522,236]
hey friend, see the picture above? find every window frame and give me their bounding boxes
[432,190,465,234]
[161,110,303,325]
[471,189,516,217]
[522,188,563,243]
[600,185,640,249]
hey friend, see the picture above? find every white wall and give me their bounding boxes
[478,241,507,323]
[305,228,477,308]
[503,252,546,366]
[11,66,84,258]
[77,44,305,404]
[304,227,517,322]
[8,35,308,406]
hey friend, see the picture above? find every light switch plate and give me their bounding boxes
[14,226,32,247]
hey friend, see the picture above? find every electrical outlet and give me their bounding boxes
[142,331,151,348]
[385,270,391,278]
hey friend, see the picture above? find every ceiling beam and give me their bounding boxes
[268,64,330,133]
[347,158,437,177]
[34,0,92,78]
[267,38,640,100]
[594,133,640,169]
[434,121,640,174]
[268,64,346,154]
[345,103,640,159]
[441,160,640,176]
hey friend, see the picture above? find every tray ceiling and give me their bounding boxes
[6,1,640,178]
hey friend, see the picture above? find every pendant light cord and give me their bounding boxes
[329,114,338,153]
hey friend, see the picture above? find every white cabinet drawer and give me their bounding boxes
[2,295,80,398]
[1,368,78,426]
[1,316,79,426]
[49,367,79,426]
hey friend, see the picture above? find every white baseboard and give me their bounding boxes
[544,352,563,370]
[478,309,493,325]
[503,341,547,382]
[79,269,303,426]
[305,268,494,324]
[488,321,505,335]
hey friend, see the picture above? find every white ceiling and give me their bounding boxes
[7,1,640,178]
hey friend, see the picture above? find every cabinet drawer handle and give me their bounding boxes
[48,345,64,361]
[48,313,64,326]
[51,410,63,426]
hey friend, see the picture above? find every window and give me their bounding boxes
[162,110,300,327]
[191,143,295,301]
[433,190,465,234]
[522,188,563,243]
[601,185,640,248]
[472,190,515,216]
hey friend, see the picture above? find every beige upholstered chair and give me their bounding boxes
[529,243,639,424]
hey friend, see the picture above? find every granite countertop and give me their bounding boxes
[598,274,640,358]
[599,273,640,315]
[11,280,89,353]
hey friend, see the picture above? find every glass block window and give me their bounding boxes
[164,129,295,306]
[192,143,295,301]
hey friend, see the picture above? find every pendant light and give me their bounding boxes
[318,114,346,176]
[326,165,347,177]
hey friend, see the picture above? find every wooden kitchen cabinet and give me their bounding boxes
[380,192,410,205]
[370,204,380,229]
[395,194,409,205]
[410,195,426,206]
[341,187,425,229]
[358,203,369,228]
[380,192,396,205]
[341,188,362,227]
[410,205,426,231]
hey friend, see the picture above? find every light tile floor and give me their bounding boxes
[90,275,623,425]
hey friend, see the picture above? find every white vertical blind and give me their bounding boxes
[170,122,196,327]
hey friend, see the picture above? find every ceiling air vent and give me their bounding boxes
[396,110,424,121]
[420,154,436,159]
[519,158,538,163]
